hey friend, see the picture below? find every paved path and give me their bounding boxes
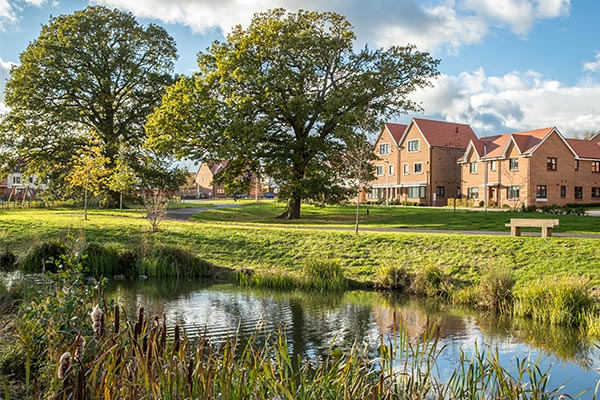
[166,205,600,238]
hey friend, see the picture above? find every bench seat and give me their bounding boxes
[505,218,560,238]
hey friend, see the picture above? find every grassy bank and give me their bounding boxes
[1,208,600,287]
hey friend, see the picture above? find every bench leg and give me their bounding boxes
[542,227,552,238]
[511,226,521,236]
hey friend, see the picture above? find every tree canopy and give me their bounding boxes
[1,5,178,202]
[146,8,440,218]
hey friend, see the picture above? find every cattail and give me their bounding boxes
[73,334,86,363]
[91,304,103,336]
[57,352,72,379]
[134,307,145,339]
[173,323,180,353]
[114,303,120,334]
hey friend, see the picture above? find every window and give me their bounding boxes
[436,186,445,197]
[407,139,420,152]
[403,163,409,174]
[467,187,479,200]
[12,176,21,184]
[379,143,390,155]
[593,161,600,173]
[575,160,579,171]
[592,187,600,198]
[509,158,519,171]
[469,162,478,174]
[28,176,34,184]
[490,160,497,171]
[560,186,567,198]
[507,185,520,200]
[536,185,547,199]
[407,186,426,198]
[413,162,423,174]
[388,164,394,175]
[547,157,557,171]
[376,166,384,176]
[575,186,583,199]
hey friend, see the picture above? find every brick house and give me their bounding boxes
[460,127,600,207]
[194,161,228,199]
[367,118,477,206]
[1,170,47,201]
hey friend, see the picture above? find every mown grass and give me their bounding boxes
[189,202,600,234]
[1,208,600,288]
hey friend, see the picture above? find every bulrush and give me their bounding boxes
[74,334,86,363]
[57,352,72,379]
[90,304,104,336]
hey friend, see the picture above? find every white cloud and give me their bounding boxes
[462,0,570,35]
[91,0,568,53]
[0,0,17,31]
[0,57,16,114]
[411,68,600,137]
[583,52,600,72]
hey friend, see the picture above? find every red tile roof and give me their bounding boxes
[384,123,408,145]
[411,118,477,148]
[510,127,554,154]
[209,160,228,176]
[566,138,600,159]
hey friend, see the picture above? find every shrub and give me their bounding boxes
[81,243,122,276]
[375,263,412,291]
[138,246,212,279]
[302,258,347,292]
[411,264,453,299]
[0,249,16,271]
[18,241,67,272]
[238,268,298,290]
[513,278,594,326]
[476,265,514,312]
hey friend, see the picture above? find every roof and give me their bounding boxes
[409,118,478,149]
[384,123,408,145]
[509,127,554,154]
[566,138,600,159]
[209,160,228,176]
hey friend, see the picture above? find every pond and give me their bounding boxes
[106,279,600,398]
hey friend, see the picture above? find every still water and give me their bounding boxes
[107,280,600,398]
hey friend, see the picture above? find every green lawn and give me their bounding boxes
[190,202,600,234]
[1,208,599,288]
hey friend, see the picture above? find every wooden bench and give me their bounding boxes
[505,218,560,238]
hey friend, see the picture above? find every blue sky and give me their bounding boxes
[2,0,600,137]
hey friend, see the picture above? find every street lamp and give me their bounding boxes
[483,141,488,212]
[385,160,389,206]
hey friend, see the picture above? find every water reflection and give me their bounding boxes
[104,279,600,396]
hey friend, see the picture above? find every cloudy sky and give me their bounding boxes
[1,0,600,137]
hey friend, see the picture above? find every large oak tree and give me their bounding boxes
[1,6,177,203]
[146,9,439,218]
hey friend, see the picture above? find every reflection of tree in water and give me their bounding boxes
[479,315,595,369]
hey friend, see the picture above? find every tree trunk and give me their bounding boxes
[84,185,88,221]
[287,197,301,219]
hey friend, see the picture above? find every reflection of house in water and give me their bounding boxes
[370,300,468,340]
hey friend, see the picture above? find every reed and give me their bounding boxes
[375,262,412,292]
[137,245,212,279]
[18,241,66,273]
[301,258,347,292]
[513,277,594,327]
[81,242,122,276]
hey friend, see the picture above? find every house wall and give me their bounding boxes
[398,124,430,204]
[195,164,226,198]
[369,126,401,201]
[430,147,464,206]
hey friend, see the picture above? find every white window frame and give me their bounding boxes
[403,163,409,175]
[407,139,420,152]
[509,158,519,171]
[413,162,423,174]
[376,165,384,176]
[490,160,497,171]
[379,143,390,155]
[469,162,478,174]
[388,164,394,175]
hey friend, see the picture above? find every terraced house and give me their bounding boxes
[460,127,600,208]
[367,118,477,206]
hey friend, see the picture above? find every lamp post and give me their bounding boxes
[385,160,389,206]
[483,141,488,212]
